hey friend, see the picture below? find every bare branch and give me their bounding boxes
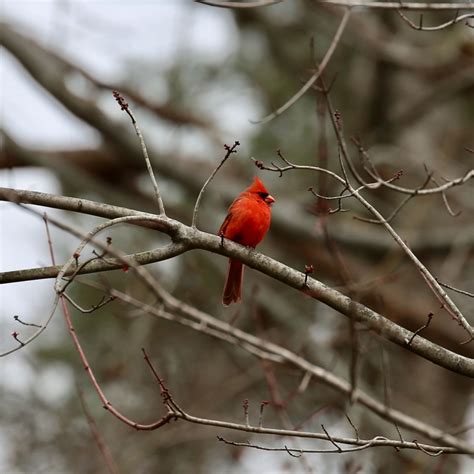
[397,10,474,30]
[1,188,473,376]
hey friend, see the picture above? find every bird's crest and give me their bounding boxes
[247,176,269,194]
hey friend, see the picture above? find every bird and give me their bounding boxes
[218,176,275,306]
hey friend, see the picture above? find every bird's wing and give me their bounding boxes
[218,211,233,236]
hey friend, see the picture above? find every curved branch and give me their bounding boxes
[397,10,474,30]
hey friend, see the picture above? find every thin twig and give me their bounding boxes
[441,190,461,217]
[112,91,165,215]
[437,281,474,298]
[406,313,433,346]
[259,401,269,428]
[11,331,25,347]
[321,424,342,452]
[62,293,115,314]
[345,414,360,441]
[13,315,42,328]
[0,214,61,357]
[217,433,459,454]
[192,141,240,228]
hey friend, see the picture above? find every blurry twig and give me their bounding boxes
[253,8,351,124]
[77,385,120,474]
[352,139,474,197]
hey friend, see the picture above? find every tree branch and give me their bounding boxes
[1,188,473,377]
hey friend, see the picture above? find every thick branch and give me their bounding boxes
[1,188,473,377]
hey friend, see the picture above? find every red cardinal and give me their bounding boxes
[218,176,275,306]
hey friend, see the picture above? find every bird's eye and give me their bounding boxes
[257,192,269,200]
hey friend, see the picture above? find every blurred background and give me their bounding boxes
[1,1,473,473]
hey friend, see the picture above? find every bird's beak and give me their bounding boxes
[265,195,275,205]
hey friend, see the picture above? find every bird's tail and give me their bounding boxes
[223,259,244,306]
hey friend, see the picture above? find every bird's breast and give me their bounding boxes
[224,198,271,248]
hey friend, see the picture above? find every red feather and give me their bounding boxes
[218,177,275,305]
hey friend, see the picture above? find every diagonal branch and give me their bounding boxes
[0,188,473,377]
